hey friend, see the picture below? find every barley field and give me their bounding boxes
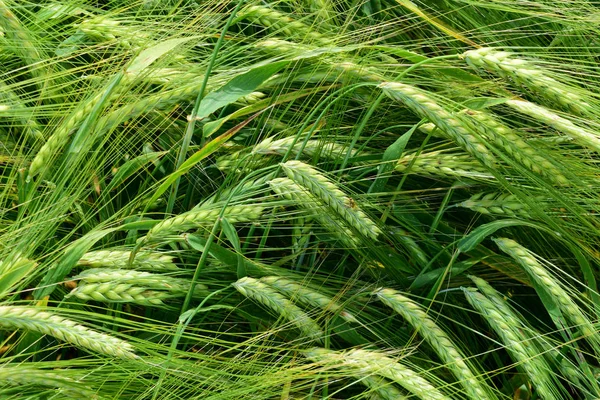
[0,0,599,398]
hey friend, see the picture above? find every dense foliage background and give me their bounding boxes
[0,0,599,398]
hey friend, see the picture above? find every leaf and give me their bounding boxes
[221,218,245,278]
[369,124,417,193]
[196,61,288,121]
[463,97,509,110]
[0,258,37,298]
[457,219,549,253]
[125,37,198,77]
[107,151,165,191]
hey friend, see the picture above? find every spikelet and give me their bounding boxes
[462,48,592,116]
[281,160,381,240]
[304,347,450,400]
[233,277,324,343]
[375,288,492,400]
[379,82,495,167]
[260,276,357,323]
[0,306,137,359]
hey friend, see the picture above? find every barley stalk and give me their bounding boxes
[304,347,450,400]
[462,48,592,116]
[260,276,357,323]
[379,82,495,167]
[281,160,381,240]
[506,99,600,153]
[396,150,493,180]
[461,110,570,185]
[0,306,137,359]
[375,288,492,400]
[233,277,324,343]
[463,288,558,400]
[78,250,178,270]
[494,237,600,353]
[144,204,264,241]
[459,192,546,218]
[269,177,359,246]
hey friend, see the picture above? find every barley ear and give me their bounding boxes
[233,277,324,343]
[281,160,381,240]
[463,288,559,400]
[375,288,493,400]
[0,306,137,359]
[493,237,600,354]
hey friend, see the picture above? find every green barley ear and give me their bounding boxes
[143,204,264,242]
[0,0,45,85]
[0,306,137,359]
[239,5,330,45]
[78,250,178,271]
[67,269,208,306]
[304,347,450,400]
[0,367,103,399]
[280,160,381,240]
[68,283,171,306]
[468,274,594,393]
[493,237,600,353]
[461,110,570,186]
[462,288,559,400]
[269,177,360,246]
[260,276,357,323]
[461,48,592,116]
[506,99,600,153]
[459,192,546,219]
[379,82,495,167]
[396,150,493,180]
[374,288,493,400]
[233,277,324,343]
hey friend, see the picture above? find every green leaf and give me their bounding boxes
[0,258,37,298]
[196,61,288,121]
[463,97,509,110]
[221,218,246,278]
[369,124,417,193]
[458,219,548,253]
[107,151,165,191]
